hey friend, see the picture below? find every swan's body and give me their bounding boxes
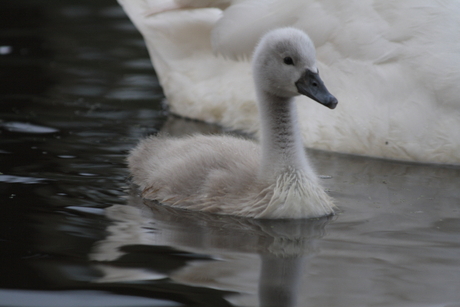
[128,28,337,219]
[120,0,460,164]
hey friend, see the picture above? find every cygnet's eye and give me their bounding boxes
[283,56,294,65]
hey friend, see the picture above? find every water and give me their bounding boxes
[1,1,460,306]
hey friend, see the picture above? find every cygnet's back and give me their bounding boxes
[128,28,338,219]
[129,134,259,207]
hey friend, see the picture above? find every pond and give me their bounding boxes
[1,1,460,306]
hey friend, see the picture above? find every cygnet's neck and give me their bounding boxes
[257,91,311,180]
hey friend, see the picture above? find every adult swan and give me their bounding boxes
[119,0,460,165]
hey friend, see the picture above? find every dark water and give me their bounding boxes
[1,1,460,306]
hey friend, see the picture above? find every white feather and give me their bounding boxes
[119,0,460,164]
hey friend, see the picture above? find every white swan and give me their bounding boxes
[128,28,337,219]
[119,0,460,165]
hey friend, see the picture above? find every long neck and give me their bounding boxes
[257,91,311,180]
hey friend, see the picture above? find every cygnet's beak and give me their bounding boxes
[295,70,338,109]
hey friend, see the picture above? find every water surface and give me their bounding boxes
[1,1,460,306]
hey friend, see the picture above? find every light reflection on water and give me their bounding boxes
[1,1,460,307]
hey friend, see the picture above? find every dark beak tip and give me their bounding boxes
[325,97,338,109]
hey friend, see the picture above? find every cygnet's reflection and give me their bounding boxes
[90,187,331,307]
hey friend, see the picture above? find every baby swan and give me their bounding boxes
[128,28,338,219]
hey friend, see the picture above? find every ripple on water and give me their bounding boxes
[1,122,59,134]
[0,175,49,184]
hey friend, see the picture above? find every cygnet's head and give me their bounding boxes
[253,28,338,109]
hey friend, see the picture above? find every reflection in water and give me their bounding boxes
[259,255,304,307]
[90,189,331,307]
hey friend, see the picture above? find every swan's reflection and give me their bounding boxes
[90,188,331,306]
